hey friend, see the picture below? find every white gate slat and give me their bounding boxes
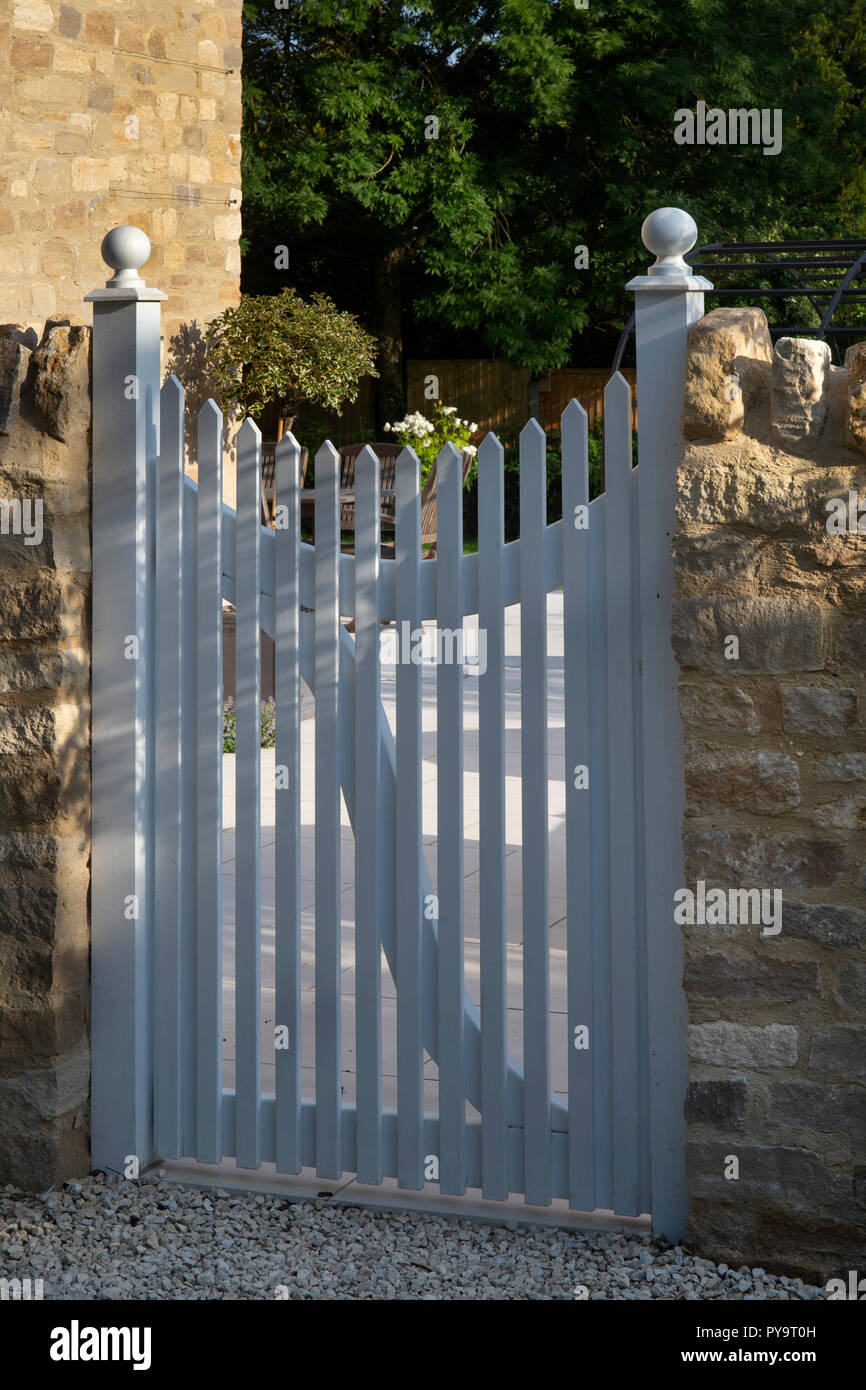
[274,433,303,1173]
[195,400,223,1162]
[235,419,262,1169]
[561,399,594,1210]
[631,457,651,1217]
[477,432,508,1200]
[604,373,641,1214]
[354,447,383,1183]
[181,473,197,1157]
[155,376,185,1156]
[588,489,613,1210]
[436,443,466,1195]
[314,441,342,1178]
[519,419,552,1206]
[394,446,425,1190]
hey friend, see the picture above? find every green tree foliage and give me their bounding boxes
[241,0,866,408]
[205,287,377,425]
[242,0,587,418]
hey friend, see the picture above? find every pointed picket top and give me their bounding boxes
[161,373,185,405]
[478,432,504,552]
[436,439,462,482]
[604,370,632,409]
[561,396,589,506]
[519,414,546,477]
[478,431,503,470]
[603,371,634,492]
[355,443,380,486]
[561,397,589,460]
[520,415,546,444]
[437,439,462,463]
[396,443,421,474]
[315,439,340,469]
[561,396,588,429]
[160,375,184,458]
[395,445,421,518]
[197,399,223,472]
[275,429,301,461]
[198,397,222,426]
[237,416,262,451]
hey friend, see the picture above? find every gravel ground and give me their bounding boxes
[0,1176,825,1300]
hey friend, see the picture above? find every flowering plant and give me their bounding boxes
[383,403,479,487]
[222,696,277,753]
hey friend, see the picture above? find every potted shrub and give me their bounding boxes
[206,287,378,438]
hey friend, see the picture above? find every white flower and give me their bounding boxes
[442,405,457,415]
[383,422,391,432]
[470,423,478,433]
[465,444,477,456]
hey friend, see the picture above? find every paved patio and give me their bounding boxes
[221,593,569,1114]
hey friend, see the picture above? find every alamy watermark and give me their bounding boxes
[0,497,43,545]
[1,1275,43,1300]
[825,1270,866,1299]
[674,879,782,935]
[50,1322,152,1370]
[826,490,866,534]
[380,621,487,674]
[674,102,782,156]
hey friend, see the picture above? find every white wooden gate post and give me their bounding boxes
[86,229,166,1178]
[627,208,711,1241]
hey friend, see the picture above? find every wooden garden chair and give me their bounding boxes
[336,442,474,557]
[336,442,402,538]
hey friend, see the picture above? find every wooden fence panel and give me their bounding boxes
[407,360,532,437]
[539,370,638,433]
[257,363,635,451]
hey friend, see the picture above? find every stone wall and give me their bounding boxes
[674,307,866,1283]
[1,0,242,363]
[0,317,92,1188]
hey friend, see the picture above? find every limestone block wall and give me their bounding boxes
[673,307,866,1283]
[0,0,243,358]
[0,317,91,1188]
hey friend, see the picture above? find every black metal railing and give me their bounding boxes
[613,238,866,373]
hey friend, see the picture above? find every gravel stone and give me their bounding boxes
[0,1176,826,1300]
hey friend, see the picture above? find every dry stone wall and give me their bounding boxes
[0,316,92,1188]
[674,306,866,1283]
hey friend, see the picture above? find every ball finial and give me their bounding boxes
[100,226,152,289]
[640,207,698,276]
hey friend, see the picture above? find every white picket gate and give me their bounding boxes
[88,209,711,1238]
